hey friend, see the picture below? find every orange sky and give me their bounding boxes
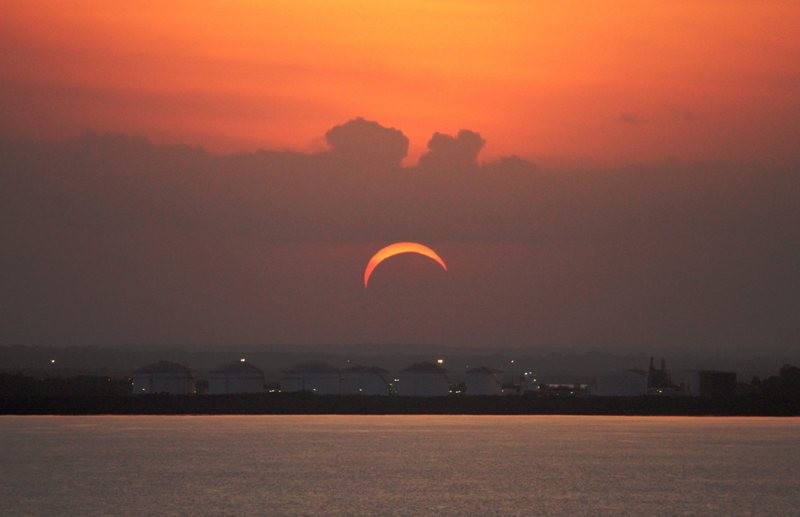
[2,1,799,165]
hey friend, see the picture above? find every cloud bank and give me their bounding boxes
[1,119,798,351]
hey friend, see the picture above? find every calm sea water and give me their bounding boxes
[1,416,798,516]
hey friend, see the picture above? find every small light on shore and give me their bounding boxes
[50,359,56,364]
[436,358,444,365]
[240,358,246,362]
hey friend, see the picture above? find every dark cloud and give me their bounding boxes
[418,130,485,169]
[324,117,408,168]
[1,122,798,351]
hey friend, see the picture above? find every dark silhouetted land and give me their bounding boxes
[2,392,799,417]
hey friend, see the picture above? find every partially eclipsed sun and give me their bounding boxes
[364,242,447,288]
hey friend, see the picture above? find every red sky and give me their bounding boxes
[2,2,800,352]
[2,1,799,165]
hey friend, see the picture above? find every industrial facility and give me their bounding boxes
[132,361,195,395]
[683,370,737,397]
[126,355,739,399]
[396,362,451,397]
[464,367,503,395]
[340,365,392,395]
[280,361,341,394]
[208,360,265,394]
[593,371,648,396]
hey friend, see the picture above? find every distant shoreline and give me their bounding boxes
[2,394,799,416]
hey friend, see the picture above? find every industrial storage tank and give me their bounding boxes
[340,366,391,395]
[281,361,340,394]
[208,360,265,394]
[133,361,195,395]
[594,371,648,396]
[465,367,503,395]
[397,362,450,397]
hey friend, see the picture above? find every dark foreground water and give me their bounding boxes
[1,416,798,516]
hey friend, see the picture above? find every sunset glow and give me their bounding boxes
[364,242,447,288]
[2,1,799,164]
[2,2,799,351]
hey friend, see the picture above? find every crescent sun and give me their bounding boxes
[363,242,448,288]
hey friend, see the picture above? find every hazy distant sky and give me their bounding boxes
[2,1,799,166]
[2,125,798,352]
[1,2,799,353]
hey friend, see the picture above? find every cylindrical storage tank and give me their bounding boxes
[465,367,503,395]
[132,361,195,395]
[208,361,265,394]
[397,363,450,397]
